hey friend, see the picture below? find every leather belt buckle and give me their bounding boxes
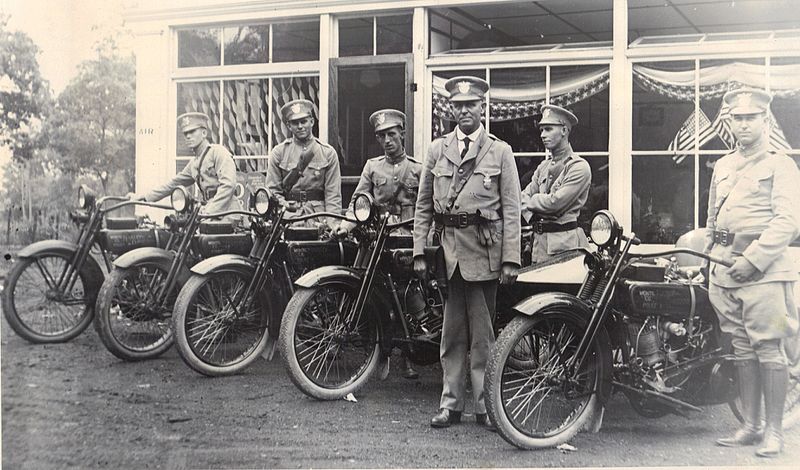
[457,212,469,229]
[714,229,732,246]
[533,220,544,234]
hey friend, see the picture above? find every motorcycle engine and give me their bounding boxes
[403,279,444,340]
[628,316,687,370]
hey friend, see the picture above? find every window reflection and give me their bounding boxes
[339,17,373,57]
[377,15,412,55]
[272,20,320,62]
[224,25,269,65]
[632,155,694,244]
[178,28,221,68]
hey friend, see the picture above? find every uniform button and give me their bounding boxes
[454,204,459,209]
[458,168,464,174]
[395,163,399,167]
[393,176,398,180]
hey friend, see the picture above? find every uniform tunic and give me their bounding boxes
[706,147,800,363]
[341,153,421,234]
[521,149,591,263]
[266,137,342,227]
[413,126,521,414]
[144,141,240,215]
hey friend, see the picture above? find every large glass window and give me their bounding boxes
[631,56,800,244]
[273,20,320,62]
[431,64,610,231]
[339,14,413,57]
[178,28,221,68]
[430,0,612,55]
[175,76,319,172]
[223,25,269,65]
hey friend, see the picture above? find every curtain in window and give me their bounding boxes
[431,67,609,138]
[223,79,269,157]
[271,77,320,146]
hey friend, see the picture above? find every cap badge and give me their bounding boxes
[376,113,386,125]
[542,109,551,118]
[291,103,303,115]
[738,92,753,108]
[181,116,191,127]
[457,81,471,95]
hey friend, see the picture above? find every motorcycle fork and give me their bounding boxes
[235,209,287,316]
[385,272,412,341]
[345,215,391,333]
[54,207,104,297]
[147,205,202,307]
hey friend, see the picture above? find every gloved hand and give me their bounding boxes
[282,200,299,212]
[477,222,498,247]
[413,256,428,282]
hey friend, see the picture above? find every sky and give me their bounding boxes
[0,0,131,180]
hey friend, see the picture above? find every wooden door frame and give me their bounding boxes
[328,53,414,184]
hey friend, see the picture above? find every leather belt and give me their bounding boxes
[712,229,759,252]
[434,212,484,228]
[532,220,578,234]
[287,189,324,202]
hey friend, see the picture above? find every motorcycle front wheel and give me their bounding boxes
[94,263,175,361]
[485,312,602,450]
[173,267,270,376]
[279,283,380,400]
[2,253,95,343]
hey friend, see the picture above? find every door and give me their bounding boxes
[329,54,414,203]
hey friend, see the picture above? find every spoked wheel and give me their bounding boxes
[485,312,603,450]
[94,263,175,361]
[279,284,380,400]
[173,268,270,376]
[2,253,94,343]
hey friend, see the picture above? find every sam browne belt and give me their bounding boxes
[434,212,485,228]
[712,229,759,253]
[531,220,578,234]
[286,189,325,202]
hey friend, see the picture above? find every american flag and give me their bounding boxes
[668,109,716,164]
[711,99,791,151]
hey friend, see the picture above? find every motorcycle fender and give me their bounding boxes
[293,267,392,355]
[294,266,364,289]
[15,239,105,299]
[512,292,614,404]
[190,254,253,276]
[112,247,190,286]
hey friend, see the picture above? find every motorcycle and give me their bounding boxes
[171,187,356,377]
[484,210,800,450]
[278,193,448,400]
[2,185,171,343]
[93,186,249,361]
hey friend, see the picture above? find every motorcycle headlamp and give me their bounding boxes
[353,193,375,222]
[234,182,245,200]
[253,187,272,216]
[589,210,620,248]
[78,185,96,210]
[170,187,189,212]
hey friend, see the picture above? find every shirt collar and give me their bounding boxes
[194,139,210,157]
[456,125,482,143]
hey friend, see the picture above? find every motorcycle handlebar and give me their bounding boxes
[102,199,173,213]
[629,247,733,268]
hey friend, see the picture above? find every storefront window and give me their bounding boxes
[223,79,269,171]
[377,15,412,55]
[339,14,412,57]
[223,25,269,65]
[430,0,612,55]
[178,28,221,68]
[632,155,694,244]
[271,76,321,148]
[272,20,320,62]
[339,17,374,57]
[488,67,546,153]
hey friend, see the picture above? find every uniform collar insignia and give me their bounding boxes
[457,81,471,95]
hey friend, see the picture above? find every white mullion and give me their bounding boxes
[485,67,491,134]
[218,80,224,147]
[373,16,378,56]
[219,28,224,66]
[268,77,273,150]
[693,59,700,230]
[269,24,274,63]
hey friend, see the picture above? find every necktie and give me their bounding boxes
[460,136,471,159]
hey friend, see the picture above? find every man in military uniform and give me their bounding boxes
[521,105,591,264]
[335,109,421,379]
[413,76,521,430]
[266,99,342,227]
[129,112,240,216]
[705,88,800,458]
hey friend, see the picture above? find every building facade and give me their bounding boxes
[125,0,800,246]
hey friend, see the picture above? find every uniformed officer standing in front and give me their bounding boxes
[129,112,240,216]
[336,109,421,379]
[413,76,521,430]
[266,99,342,227]
[521,105,591,264]
[705,88,800,458]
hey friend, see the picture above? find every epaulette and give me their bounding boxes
[406,155,421,164]
[314,137,334,149]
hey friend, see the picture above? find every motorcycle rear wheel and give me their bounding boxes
[94,263,174,361]
[279,283,380,400]
[485,312,602,450]
[173,267,270,377]
[2,254,94,343]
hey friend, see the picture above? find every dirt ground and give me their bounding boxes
[2,310,799,470]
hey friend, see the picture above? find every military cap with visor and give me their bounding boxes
[723,88,772,115]
[445,76,490,102]
[178,112,210,133]
[538,105,579,128]
[370,109,406,133]
[281,99,315,122]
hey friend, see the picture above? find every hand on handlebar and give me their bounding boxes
[728,257,763,283]
[282,201,299,212]
[126,192,146,202]
[413,256,428,282]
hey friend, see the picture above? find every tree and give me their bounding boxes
[45,38,135,193]
[0,15,53,222]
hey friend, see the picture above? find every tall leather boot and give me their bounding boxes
[717,360,763,447]
[756,366,788,458]
[401,354,419,380]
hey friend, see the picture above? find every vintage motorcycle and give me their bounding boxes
[484,210,800,450]
[2,186,171,343]
[278,193,448,400]
[171,187,357,377]
[93,186,257,361]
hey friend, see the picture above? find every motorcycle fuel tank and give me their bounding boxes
[618,280,711,320]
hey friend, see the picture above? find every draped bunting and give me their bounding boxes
[633,62,800,154]
[431,67,609,138]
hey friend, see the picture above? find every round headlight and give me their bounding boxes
[253,187,272,215]
[353,193,374,222]
[234,182,245,199]
[589,210,618,247]
[77,185,95,209]
[77,187,86,209]
[171,187,189,212]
